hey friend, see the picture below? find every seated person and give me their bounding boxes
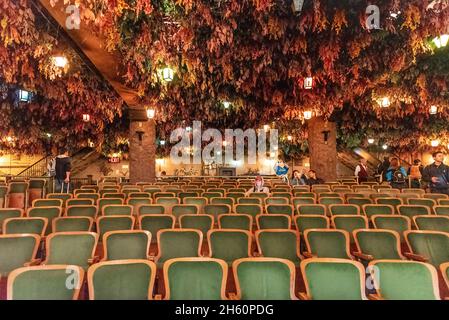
[291,170,306,186]
[245,175,270,196]
[304,170,324,186]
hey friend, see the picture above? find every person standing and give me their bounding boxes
[408,159,424,188]
[385,158,407,189]
[422,151,449,195]
[54,148,71,193]
[355,158,369,183]
[377,156,390,183]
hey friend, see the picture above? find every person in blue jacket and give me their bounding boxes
[274,159,289,183]
[385,157,408,189]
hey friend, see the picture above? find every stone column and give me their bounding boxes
[129,109,156,183]
[308,117,337,182]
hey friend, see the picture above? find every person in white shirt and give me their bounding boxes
[354,158,369,183]
[245,175,270,196]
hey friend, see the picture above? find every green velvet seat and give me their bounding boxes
[66,199,94,207]
[375,198,402,212]
[76,193,100,203]
[179,214,213,237]
[256,230,301,265]
[3,217,47,237]
[266,204,294,217]
[8,265,84,300]
[138,204,165,215]
[204,204,231,221]
[347,197,372,208]
[368,260,440,300]
[156,229,202,268]
[44,232,98,270]
[202,192,223,202]
[234,204,262,218]
[171,204,198,220]
[434,205,449,216]
[0,208,23,232]
[297,204,326,216]
[226,192,245,203]
[414,216,449,233]
[178,192,200,202]
[102,230,151,260]
[398,205,430,221]
[210,197,235,206]
[27,206,62,235]
[102,204,133,216]
[128,192,151,199]
[102,193,126,199]
[233,258,297,300]
[362,204,394,219]
[318,197,344,206]
[127,198,152,214]
[88,260,156,300]
[372,215,411,242]
[407,198,436,214]
[98,198,123,214]
[294,215,329,234]
[163,258,227,300]
[332,215,368,243]
[139,214,174,244]
[304,229,352,259]
[32,199,63,208]
[208,230,251,265]
[300,258,367,300]
[96,216,135,239]
[329,204,360,216]
[0,234,40,276]
[53,217,93,232]
[47,193,72,206]
[66,205,97,218]
[353,229,405,261]
[238,197,262,205]
[257,214,291,230]
[405,231,449,267]
[218,214,252,231]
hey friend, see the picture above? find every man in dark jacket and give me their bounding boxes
[422,151,449,195]
[54,148,71,193]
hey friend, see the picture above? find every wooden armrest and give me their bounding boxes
[252,252,262,257]
[353,251,374,261]
[24,259,42,267]
[403,252,428,262]
[302,252,316,259]
[148,253,156,261]
[368,294,383,300]
[88,256,100,265]
[298,292,311,300]
[154,294,162,300]
[228,293,238,300]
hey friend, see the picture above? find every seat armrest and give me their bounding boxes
[148,253,156,261]
[302,252,316,259]
[228,293,238,300]
[403,252,428,262]
[368,294,383,300]
[298,292,311,300]
[23,259,42,267]
[88,256,100,265]
[353,251,374,261]
[154,294,163,300]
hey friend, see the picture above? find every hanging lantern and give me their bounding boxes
[303,110,313,120]
[160,140,166,146]
[380,97,390,108]
[52,55,68,68]
[429,105,438,115]
[287,135,293,141]
[432,34,449,48]
[368,138,375,144]
[304,77,313,89]
[6,136,13,143]
[146,108,155,119]
[431,140,440,147]
[382,144,388,150]
[162,67,174,82]
[82,114,90,122]
[223,101,231,109]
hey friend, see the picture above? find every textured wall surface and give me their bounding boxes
[129,119,156,182]
[308,117,338,182]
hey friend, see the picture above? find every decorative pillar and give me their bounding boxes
[307,116,338,182]
[129,109,156,183]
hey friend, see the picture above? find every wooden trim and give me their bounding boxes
[52,216,94,232]
[155,229,203,263]
[7,264,84,300]
[353,229,405,260]
[102,230,151,261]
[42,231,99,265]
[3,217,48,237]
[440,262,449,294]
[300,258,368,300]
[368,259,441,300]
[255,229,301,260]
[303,229,353,260]
[162,257,228,300]
[207,229,252,259]
[232,257,298,300]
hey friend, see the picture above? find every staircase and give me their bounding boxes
[17,156,49,177]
